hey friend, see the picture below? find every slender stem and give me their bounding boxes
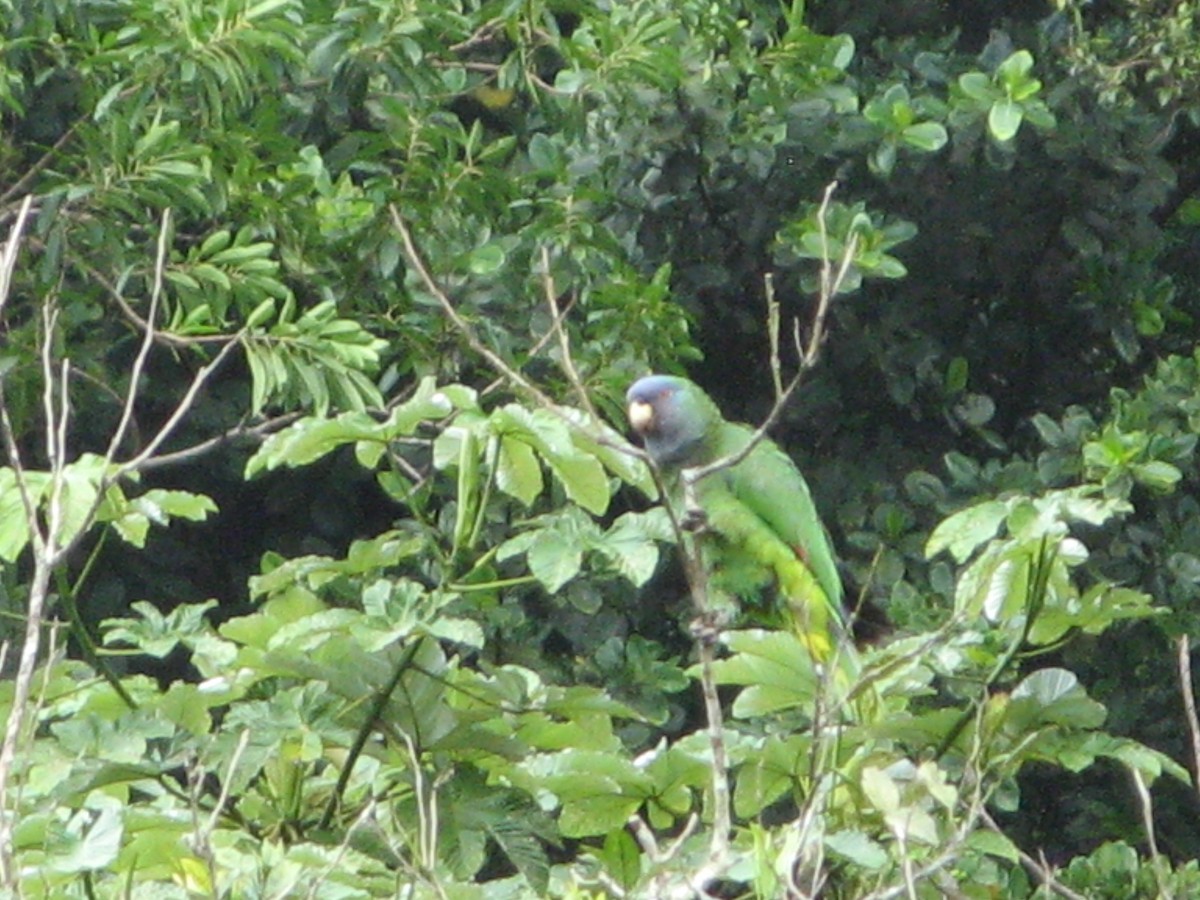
[319,639,423,830]
[1177,634,1200,804]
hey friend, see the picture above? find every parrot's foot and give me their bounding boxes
[680,505,708,533]
[688,608,730,646]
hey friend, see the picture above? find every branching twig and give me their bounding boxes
[106,210,170,462]
[75,257,228,348]
[680,182,854,495]
[391,206,558,411]
[0,203,261,884]
[541,246,598,420]
[138,411,303,472]
[980,810,1088,900]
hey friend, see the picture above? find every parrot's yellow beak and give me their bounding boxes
[627,400,655,434]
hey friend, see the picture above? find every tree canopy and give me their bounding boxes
[3,0,1200,896]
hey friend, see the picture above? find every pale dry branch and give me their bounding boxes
[679,181,854,506]
[107,209,169,462]
[0,196,32,319]
[0,205,260,884]
[541,245,598,420]
[1132,768,1172,900]
[202,729,251,839]
[1177,634,1200,804]
[391,205,557,411]
[390,205,641,468]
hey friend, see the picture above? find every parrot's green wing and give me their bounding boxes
[697,421,848,666]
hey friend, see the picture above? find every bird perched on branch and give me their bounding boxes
[626,374,851,670]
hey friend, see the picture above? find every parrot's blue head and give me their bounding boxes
[626,374,712,468]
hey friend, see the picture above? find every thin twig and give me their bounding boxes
[137,412,303,472]
[202,729,251,837]
[541,246,597,419]
[681,182,852,492]
[1132,768,1171,900]
[390,205,638,466]
[1177,634,1200,804]
[765,273,783,399]
[0,196,32,319]
[106,209,169,462]
[980,810,1088,900]
[391,205,556,410]
[75,257,227,347]
[0,122,80,208]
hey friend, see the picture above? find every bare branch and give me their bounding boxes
[106,209,170,463]
[765,272,783,399]
[1177,634,1200,805]
[137,411,304,472]
[541,246,598,420]
[980,811,1088,900]
[390,205,641,468]
[75,256,227,348]
[1132,768,1172,900]
[0,196,32,320]
[0,123,79,208]
[680,181,852,494]
[391,205,557,410]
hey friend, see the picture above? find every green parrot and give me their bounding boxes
[626,374,850,668]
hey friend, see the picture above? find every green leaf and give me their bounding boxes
[1131,460,1181,491]
[958,71,995,101]
[860,766,900,813]
[496,435,544,506]
[966,828,1020,863]
[599,828,642,891]
[491,405,610,515]
[826,830,889,870]
[0,468,45,562]
[1007,667,1107,730]
[466,242,507,275]
[595,509,669,586]
[988,99,1024,142]
[48,805,123,873]
[710,630,818,716]
[901,121,948,151]
[925,499,1008,562]
[526,529,582,592]
[996,49,1035,85]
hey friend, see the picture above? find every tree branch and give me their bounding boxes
[1177,634,1200,805]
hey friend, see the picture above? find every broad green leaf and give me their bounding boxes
[711,630,818,716]
[466,242,506,275]
[527,529,582,592]
[988,99,1023,142]
[902,121,948,151]
[0,468,46,562]
[496,435,543,506]
[860,766,900,813]
[966,828,1020,863]
[48,805,123,874]
[826,830,889,869]
[599,829,641,891]
[1007,667,1106,730]
[925,499,1008,562]
[957,71,994,101]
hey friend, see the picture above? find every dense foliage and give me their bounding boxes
[2,0,1200,896]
